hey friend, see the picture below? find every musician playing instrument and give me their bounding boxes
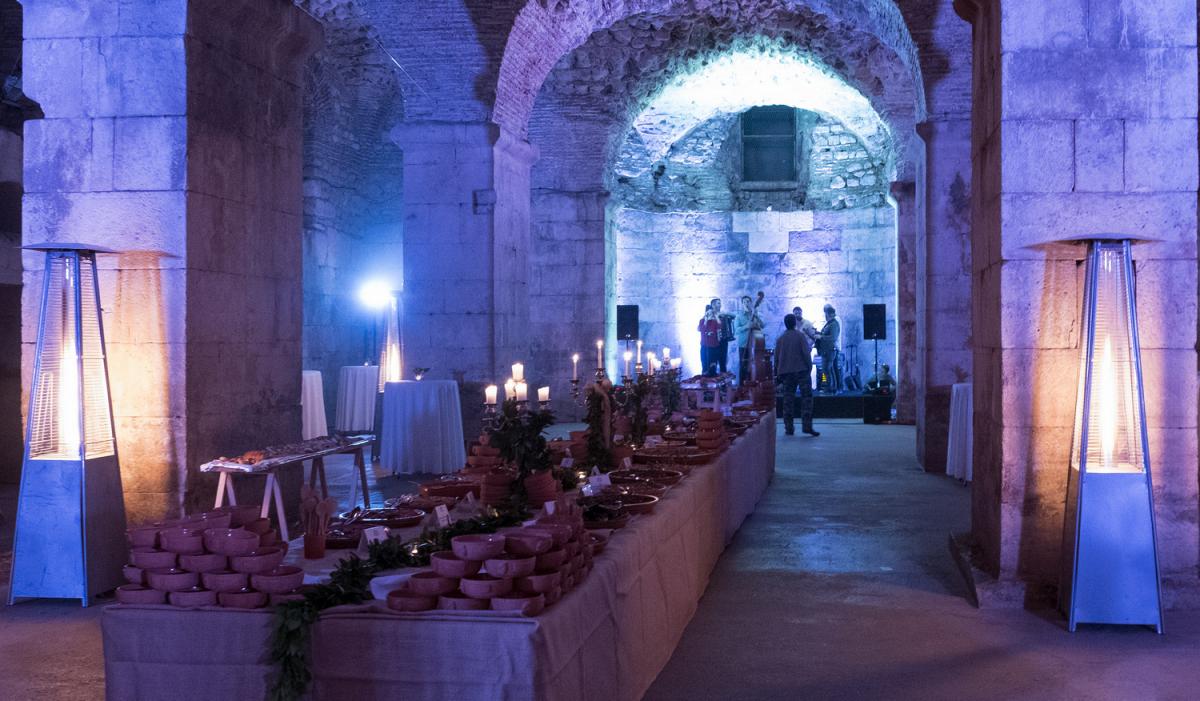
[712,298,733,373]
[816,303,841,394]
[735,294,764,384]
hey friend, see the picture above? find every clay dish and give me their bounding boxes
[387,590,436,613]
[218,588,267,609]
[491,592,545,617]
[203,528,259,557]
[450,534,505,561]
[502,531,553,557]
[201,570,249,593]
[169,587,217,608]
[407,571,459,597]
[535,547,567,570]
[126,526,160,549]
[122,565,146,585]
[145,568,200,592]
[525,523,570,547]
[229,547,285,574]
[159,527,206,555]
[129,548,177,570]
[437,592,488,611]
[211,504,261,527]
[115,585,166,605]
[460,574,513,600]
[251,566,305,594]
[196,511,233,530]
[484,554,535,579]
[430,551,482,579]
[178,552,228,574]
[515,569,561,594]
[242,518,272,536]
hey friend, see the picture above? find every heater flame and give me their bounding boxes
[58,340,81,460]
[1097,335,1117,470]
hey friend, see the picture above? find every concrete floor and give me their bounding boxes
[1,421,1197,700]
[646,420,1200,701]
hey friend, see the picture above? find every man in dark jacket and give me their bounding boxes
[775,314,819,437]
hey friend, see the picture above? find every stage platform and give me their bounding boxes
[776,390,894,422]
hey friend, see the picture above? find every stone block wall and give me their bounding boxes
[611,205,897,382]
[963,0,1200,600]
[0,0,22,482]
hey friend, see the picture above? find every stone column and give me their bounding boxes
[890,180,917,425]
[915,118,973,472]
[392,122,536,385]
[958,0,1199,602]
[20,0,320,519]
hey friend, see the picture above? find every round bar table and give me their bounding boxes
[301,370,328,439]
[380,380,466,475]
[335,365,379,432]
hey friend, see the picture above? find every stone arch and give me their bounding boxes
[497,0,926,139]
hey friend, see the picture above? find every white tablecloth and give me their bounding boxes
[301,370,327,440]
[946,382,973,481]
[380,380,466,475]
[335,365,379,432]
[101,414,776,701]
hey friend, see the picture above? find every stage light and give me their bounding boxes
[358,280,393,310]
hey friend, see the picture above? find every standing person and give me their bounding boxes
[816,303,842,394]
[735,295,763,384]
[775,314,818,436]
[713,298,733,374]
[792,305,818,343]
[697,305,720,375]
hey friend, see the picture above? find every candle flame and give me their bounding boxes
[1098,335,1117,470]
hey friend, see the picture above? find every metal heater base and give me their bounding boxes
[8,455,128,606]
[1061,470,1163,632]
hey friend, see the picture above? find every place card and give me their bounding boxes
[362,526,389,544]
[622,456,633,469]
[645,435,664,446]
[588,473,611,489]
[465,491,477,506]
[434,504,452,528]
[560,457,575,468]
[543,501,557,515]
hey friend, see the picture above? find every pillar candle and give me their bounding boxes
[646,352,655,376]
[537,386,550,402]
[512,362,524,382]
[516,382,528,401]
[636,339,643,365]
[484,385,498,405]
[671,357,681,369]
[623,350,632,378]
[662,347,670,360]
[571,353,579,380]
[596,339,604,368]
[504,378,515,399]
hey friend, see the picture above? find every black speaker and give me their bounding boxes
[616,305,639,340]
[863,304,886,340]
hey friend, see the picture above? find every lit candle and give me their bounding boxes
[671,357,681,369]
[636,340,643,365]
[646,352,656,376]
[484,384,498,405]
[663,347,670,360]
[596,339,604,368]
[504,378,515,400]
[515,382,528,401]
[571,353,579,380]
[623,350,632,377]
[537,386,550,402]
[512,362,524,382]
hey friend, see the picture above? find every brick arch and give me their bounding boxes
[497,0,926,138]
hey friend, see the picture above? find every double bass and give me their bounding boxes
[748,291,766,381]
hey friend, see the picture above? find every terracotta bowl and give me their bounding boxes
[229,547,285,574]
[450,534,506,561]
[115,584,166,605]
[491,592,545,617]
[460,574,513,600]
[537,516,584,539]
[407,571,459,597]
[535,547,567,570]
[145,568,200,592]
[587,531,610,555]
[387,590,437,613]
[437,592,489,611]
[159,527,206,555]
[563,540,581,559]
[430,551,482,579]
[251,566,305,594]
[203,528,260,557]
[502,531,553,557]
[211,504,261,528]
[218,588,267,609]
[242,518,272,536]
[196,511,233,530]
[473,445,501,458]
[130,548,177,570]
[169,587,217,608]
[258,530,279,548]
[122,564,146,585]
[201,570,249,593]
[515,569,561,594]
[562,573,577,592]
[126,526,160,549]
[525,523,571,547]
[484,554,536,579]
[544,586,563,607]
[178,552,228,574]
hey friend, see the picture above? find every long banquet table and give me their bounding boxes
[102,414,776,701]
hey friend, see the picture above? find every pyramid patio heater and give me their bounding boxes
[9,244,127,606]
[377,289,402,391]
[1059,239,1163,632]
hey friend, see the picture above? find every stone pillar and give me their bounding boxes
[20,0,320,519]
[392,122,536,385]
[915,118,973,472]
[958,0,1199,602]
[890,180,917,425]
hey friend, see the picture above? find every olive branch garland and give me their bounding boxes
[268,508,527,701]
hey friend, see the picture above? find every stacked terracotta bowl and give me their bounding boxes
[695,410,729,452]
[117,505,305,608]
[463,435,504,476]
[386,515,599,616]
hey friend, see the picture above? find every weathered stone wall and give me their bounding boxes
[612,205,897,381]
[298,1,404,422]
[962,0,1200,602]
[19,0,319,519]
[0,1,22,483]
